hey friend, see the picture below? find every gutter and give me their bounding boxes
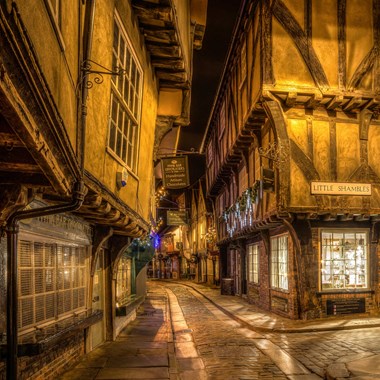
[79,0,96,172]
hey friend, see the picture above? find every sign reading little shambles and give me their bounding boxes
[161,156,190,189]
[311,182,372,196]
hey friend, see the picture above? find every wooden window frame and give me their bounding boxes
[107,13,143,173]
[270,234,289,291]
[320,229,369,291]
[247,243,259,283]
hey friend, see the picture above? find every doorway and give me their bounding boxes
[230,249,241,295]
[90,249,105,349]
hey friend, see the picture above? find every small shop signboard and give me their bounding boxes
[326,298,365,315]
[311,182,371,196]
[161,156,190,189]
[167,210,187,225]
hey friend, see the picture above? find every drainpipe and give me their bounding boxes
[80,0,96,172]
[6,181,85,380]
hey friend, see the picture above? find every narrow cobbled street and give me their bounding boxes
[59,280,380,379]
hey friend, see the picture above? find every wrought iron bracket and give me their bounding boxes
[78,59,127,90]
[258,142,287,168]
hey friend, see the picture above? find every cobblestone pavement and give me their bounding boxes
[265,328,380,378]
[59,281,380,379]
[165,283,310,379]
[167,285,287,379]
[164,282,380,379]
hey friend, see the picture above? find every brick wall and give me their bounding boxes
[246,229,299,319]
[0,333,84,380]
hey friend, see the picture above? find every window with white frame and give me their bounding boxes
[270,235,288,290]
[108,14,142,173]
[321,230,368,290]
[247,243,259,283]
[18,240,89,331]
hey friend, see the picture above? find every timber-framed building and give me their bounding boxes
[0,0,206,378]
[201,0,380,320]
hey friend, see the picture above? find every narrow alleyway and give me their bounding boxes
[59,281,380,379]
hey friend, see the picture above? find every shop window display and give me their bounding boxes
[321,231,368,290]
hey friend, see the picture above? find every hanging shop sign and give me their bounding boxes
[167,210,188,225]
[310,182,372,196]
[161,156,190,189]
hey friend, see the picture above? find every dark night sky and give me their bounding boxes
[178,0,242,153]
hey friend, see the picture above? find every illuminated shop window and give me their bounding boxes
[108,14,142,173]
[116,253,131,307]
[270,235,288,290]
[247,243,259,283]
[321,231,368,290]
[18,240,89,331]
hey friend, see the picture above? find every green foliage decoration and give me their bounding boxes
[222,180,260,221]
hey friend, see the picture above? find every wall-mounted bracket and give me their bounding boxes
[78,59,127,90]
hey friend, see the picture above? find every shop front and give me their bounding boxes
[244,220,378,320]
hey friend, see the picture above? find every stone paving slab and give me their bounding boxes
[178,369,208,380]
[254,339,310,376]
[347,354,380,376]
[95,367,169,379]
[59,368,101,380]
[105,354,168,367]
[176,357,205,371]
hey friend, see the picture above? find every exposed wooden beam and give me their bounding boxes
[0,162,41,173]
[0,172,50,185]
[0,132,24,148]
[143,28,176,45]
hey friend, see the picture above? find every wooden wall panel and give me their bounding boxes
[368,125,380,179]
[272,19,314,87]
[346,0,373,91]
[312,120,331,180]
[283,0,305,27]
[288,119,308,151]
[336,123,360,180]
[290,161,315,207]
[312,0,339,88]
